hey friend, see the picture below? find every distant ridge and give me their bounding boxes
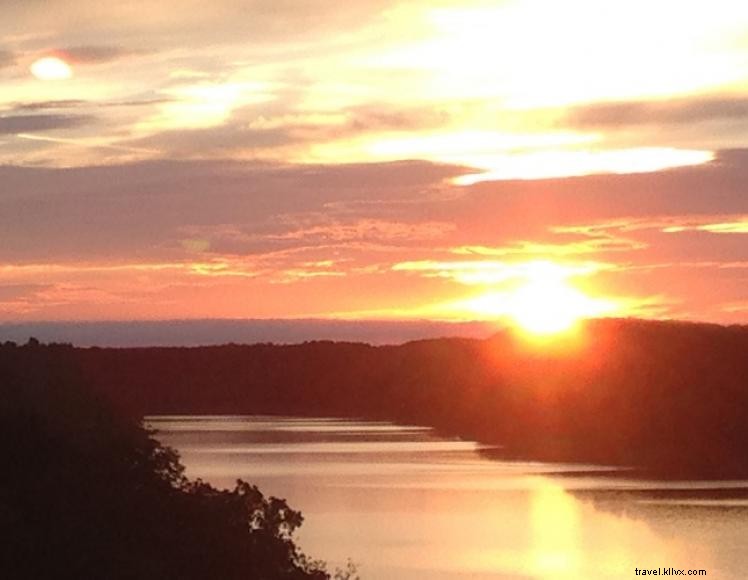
[0,318,496,347]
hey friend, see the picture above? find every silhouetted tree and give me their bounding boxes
[0,341,336,580]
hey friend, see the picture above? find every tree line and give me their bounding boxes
[64,317,748,477]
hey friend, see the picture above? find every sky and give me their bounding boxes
[1,0,747,329]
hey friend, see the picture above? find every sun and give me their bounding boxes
[506,277,596,335]
[30,57,73,81]
[460,261,619,337]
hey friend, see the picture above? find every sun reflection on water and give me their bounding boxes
[468,479,709,579]
[530,484,582,577]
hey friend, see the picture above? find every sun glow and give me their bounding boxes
[30,57,73,81]
[372,1,748,107]
[458,261,619,336]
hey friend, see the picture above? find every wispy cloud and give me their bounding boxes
[555,214,748,236]
[0,114,93,134]
[53,45,140,65]
[392,259,612,286]
[0,284,51,302]
[563,96,748,128]
[9,98,170,112]
[663,219,748,234]
[450,236,646,258]
[722,301,748,314]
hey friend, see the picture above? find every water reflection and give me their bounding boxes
[147,416,747,580]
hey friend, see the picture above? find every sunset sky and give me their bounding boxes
[1,0,747,327]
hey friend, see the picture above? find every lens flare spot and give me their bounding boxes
[30,57,73,81]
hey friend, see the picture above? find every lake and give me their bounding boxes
[147,415,748,580]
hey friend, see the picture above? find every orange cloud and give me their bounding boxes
[450,236,646,257]
[663,219,748,234]
[392,259,613,286]
[555,214,748,236]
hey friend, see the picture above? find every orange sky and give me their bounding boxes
[1,1,747,327]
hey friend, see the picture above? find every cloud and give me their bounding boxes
[10,100,89,111]
[0,283,56,316]
[392,259,611,286]
[130,101,453,158]
[555,214,748,236]
[701,222,748,233]
[11,98,169,112]
[451,236,646,258]
[133,124,296,155]
[0,284,51,302]
[663,216,748,234]
[460,149,748,223]
[0,151,744,269]
[54,45,138,64]
[563,96,748,129]
[0,159,467,263]
[722,301,748,314]
[177,218,455,262]
[664,219,748,234]
[0,0,399,50]
[266,218,453,245]
[0,152,745,323]
[342,104,451,133]
[548,213,748,281]
[0,114,93,134]
[0,50,15,69]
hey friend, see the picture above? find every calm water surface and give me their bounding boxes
[147,416,748,580]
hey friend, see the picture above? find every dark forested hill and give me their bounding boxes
[10,318,748,478]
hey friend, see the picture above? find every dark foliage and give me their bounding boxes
[67,318,748,478]
[0,341,332,580]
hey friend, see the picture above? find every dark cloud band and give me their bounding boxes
[0,114,94,134]
[564,96,748,129]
